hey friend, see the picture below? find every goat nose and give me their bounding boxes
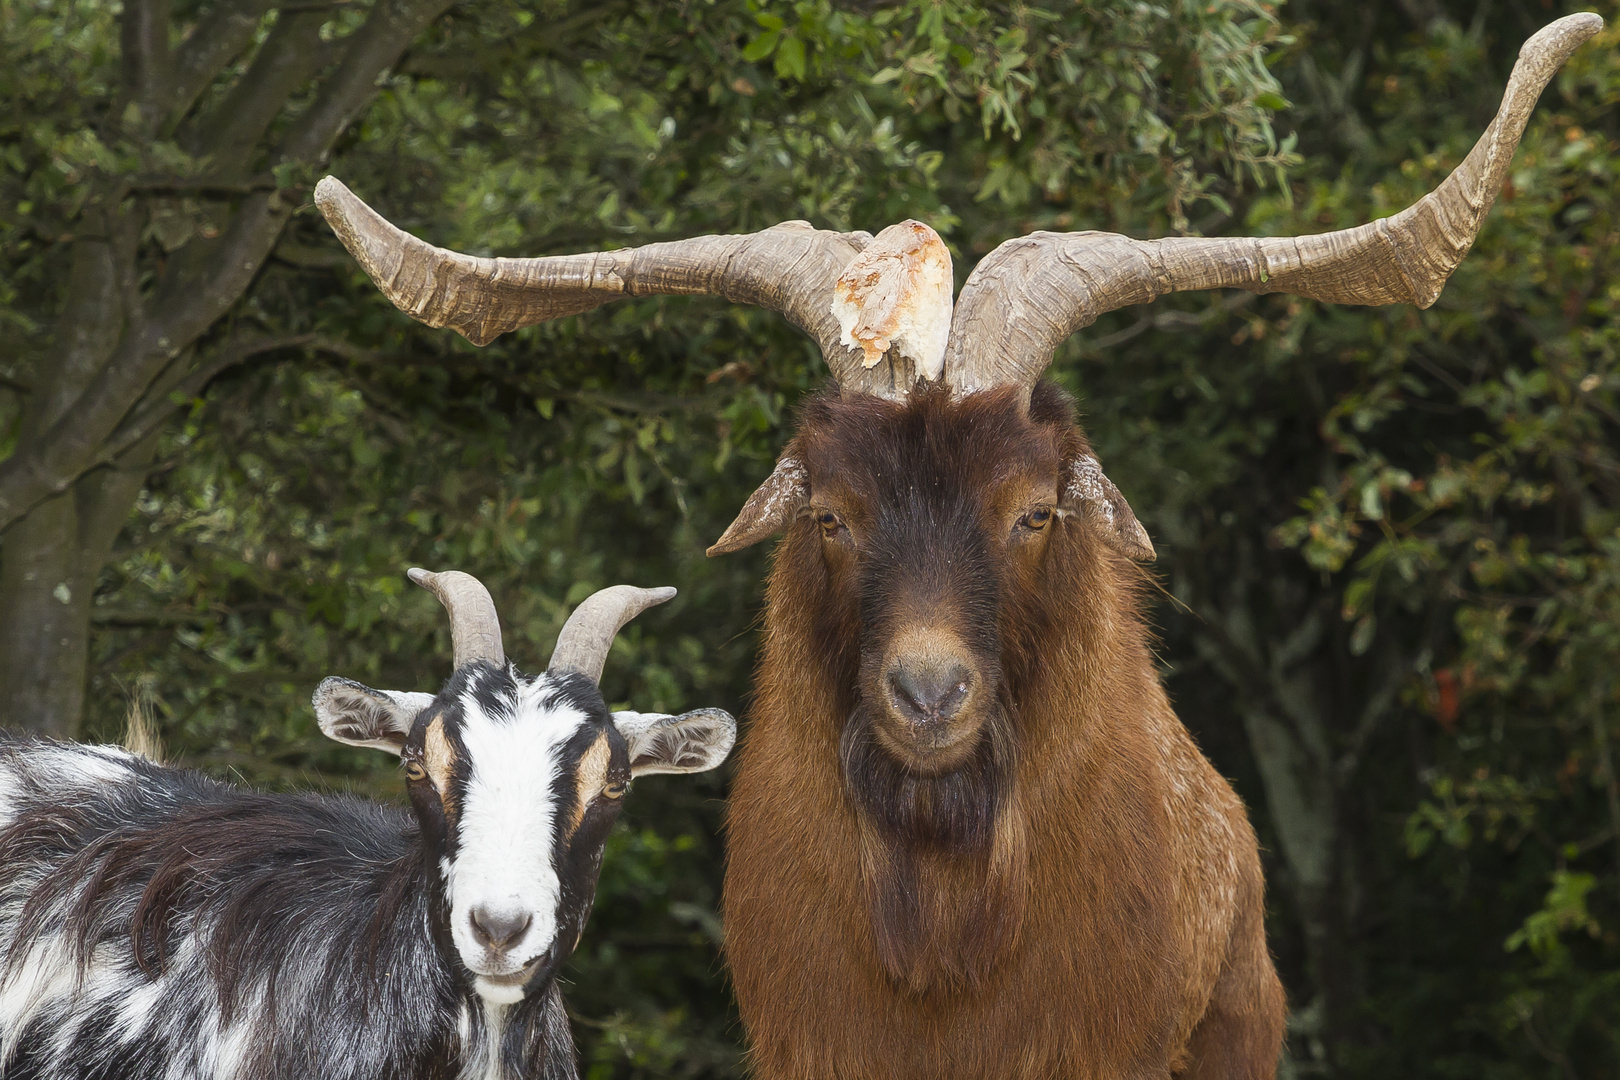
[468,905,532,951]
[888,661,972,724]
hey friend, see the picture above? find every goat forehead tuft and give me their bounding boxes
[447,667,601,729]
[453,672,600,813]
[804,385,1063,507]
[452,662,526,725]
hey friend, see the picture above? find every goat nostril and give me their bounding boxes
[469,906,532,950]
[888,663,972,723]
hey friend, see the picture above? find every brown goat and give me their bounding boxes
[314,15,1600,1077]
[720,384,1283,1078]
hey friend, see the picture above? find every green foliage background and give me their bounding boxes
[4,0,1619,1075]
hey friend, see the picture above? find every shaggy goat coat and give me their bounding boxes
[722,386,1285,1079]
[0,737,578,1080]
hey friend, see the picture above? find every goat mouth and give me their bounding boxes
[870,704,987,774]
[470,945,553,989]
[476,963,537,987]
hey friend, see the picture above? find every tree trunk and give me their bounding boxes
[0,458,147,738]
[0,496,88,736]
[0,222,134,736]
[1236,698,1350,1063]
[0,0,459,737]
[1176,535,1386,1074]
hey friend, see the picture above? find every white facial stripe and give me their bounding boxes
[447,670,593,992]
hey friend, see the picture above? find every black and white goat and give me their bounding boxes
[0,569,735,1080]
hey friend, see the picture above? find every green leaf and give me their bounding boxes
[741,29,780,63]
[774,36,806,81]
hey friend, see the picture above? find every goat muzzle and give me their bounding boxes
[871,628,989,773]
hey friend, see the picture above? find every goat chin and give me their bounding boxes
[475,976,531,1007]
[840,702,1011,856]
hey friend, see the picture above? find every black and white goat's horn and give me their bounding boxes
[408,567,504,669]
[548,585,676,684]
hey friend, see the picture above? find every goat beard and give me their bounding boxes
[839,696,1028,994]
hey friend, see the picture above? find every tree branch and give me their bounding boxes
[0,297,280,530]
[400,0,628,76]
[0,0,460,533]
[272,237,356,269]
[98,333,320,465]
[277,0,460,164]
[92,610,215,628]
[1074,291,1255,357]
[130,173,279,194]
[1335,645,1409,781]
[23,210,130,437]
[167,0,281,133]
[185,9,334,163]
[121,0,174,132]
[110,199,147,331]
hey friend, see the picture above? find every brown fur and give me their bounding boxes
[422,713,458,819]
[723,384,1285,1078]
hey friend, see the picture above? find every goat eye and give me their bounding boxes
[403,762,428,783]
[815,510,843,535]
[1021,507,1054,531]
[602,781,626,799]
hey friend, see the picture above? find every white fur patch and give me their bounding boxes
[114,971,166,1043]
[457,1001,508,1080]
[0,765,18,830]
[48,744,137,787]
[0,932,77,1065]
[448,670,590,999]
[45,956,110,1064]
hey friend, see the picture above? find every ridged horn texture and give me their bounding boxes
[706,456,810,557]
[942,12,1603,395]
[317,15,1597,402]
[316,177,928,398]
[547,585,677,685]
[407,568,505,670]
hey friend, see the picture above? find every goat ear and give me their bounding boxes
[612,708,737,778]
[1059,453,1156,562]
[706,456,809,556]
[313,677,433,756]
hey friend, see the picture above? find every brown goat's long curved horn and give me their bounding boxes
[943,12,1603,395]
[408,568,505,669]
[548,585,676,685]
[315,177,929,396]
